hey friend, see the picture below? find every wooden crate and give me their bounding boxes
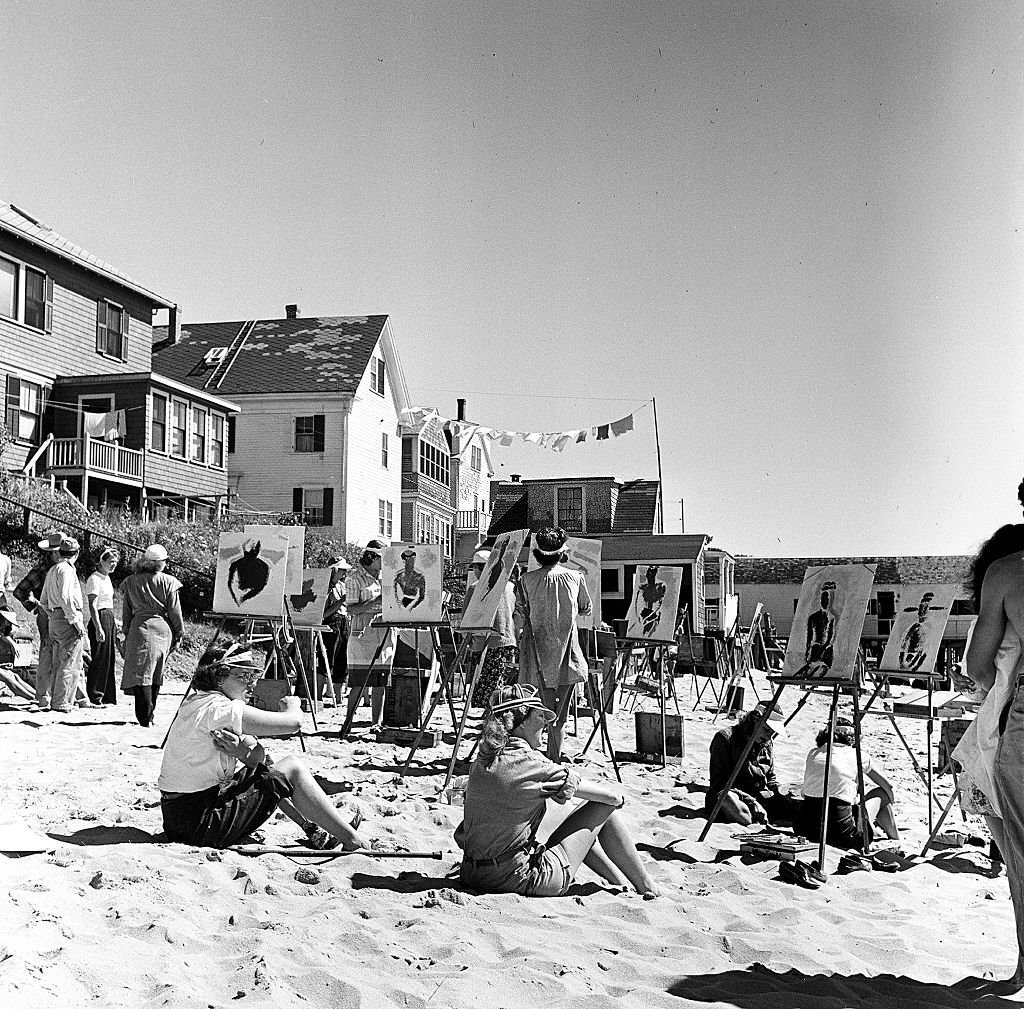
[634,712,684,757]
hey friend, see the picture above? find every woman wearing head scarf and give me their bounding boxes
[455,684,658,898]
[121,544,183,727]
[85,546,120,705]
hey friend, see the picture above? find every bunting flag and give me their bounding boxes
[398,406,642,452]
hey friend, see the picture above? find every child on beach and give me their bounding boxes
[456,683,659,898]
[158,642,364,850]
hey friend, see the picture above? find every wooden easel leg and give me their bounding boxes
[927,679,935,839]
[441,643,488,791]
[920,785,962,857]
[659,646,668,770]
[283,599,318,733]
[698,683,785,843]
[816,684,841,874]
[337,635,388,740]
[851,678,869,853]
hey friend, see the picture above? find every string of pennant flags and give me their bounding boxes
[398,402,643,453]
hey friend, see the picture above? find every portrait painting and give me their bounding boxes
[212,530,291,618]
[244,524,305,595]
[527,534,603,628]
[288,568,332,627]
[460,528,530,630]
[381,543,444,623]
[879,585,956,677]
[625,565,683,643]
[781,563,876,682]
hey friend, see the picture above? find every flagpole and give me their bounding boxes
[652,396,664,534]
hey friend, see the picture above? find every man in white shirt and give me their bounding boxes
[40,536,86,713]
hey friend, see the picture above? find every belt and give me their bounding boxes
[463,842,533,868]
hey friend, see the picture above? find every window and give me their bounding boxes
[951,598,976,616]
[227,415,236,454]
[381,432,389,468]
[293,487,334,526]
[150,393,168,452]
[191,406,207,463]
[601,568,620,594]
[416,510,452,557]
[0,256,51,331]
[210,414,225,467]
[96,300,128,360]
[556,486,584,532]
[418,439,450,486]
[295,415,325,452]
[379,499,393,537]
[370,355,385,396]
[171,400,188,458]
[470,444,482,471]
[5,376,43,444]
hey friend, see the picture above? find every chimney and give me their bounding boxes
[285,304,299,319]
[457,398,466,421]
[166,305,181,345]
[510,474,521,483]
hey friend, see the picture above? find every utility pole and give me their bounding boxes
[679,498,685,533]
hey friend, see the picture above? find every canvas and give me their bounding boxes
[625,565,684,643]
[879,584,956,677]
[244,524,305,595]
[288,568,333,627]
[381,543,444,623]
[212,531,290,618]
[781,563,876,682]
[460,528,530,630]
[527,534,602,629]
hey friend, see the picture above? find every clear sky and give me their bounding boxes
[2,2,1021,558]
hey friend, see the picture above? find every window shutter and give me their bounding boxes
[5,376,19,435]
[314,414,325,451]
[292,488,303,516]
[227,415,236,453]
[95,301,107,353]
[43,276,53,334]
[120,306,130,362]
[322,487,334,526]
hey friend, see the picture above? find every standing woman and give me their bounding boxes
[85,546,120,705]
[121,544,183,727]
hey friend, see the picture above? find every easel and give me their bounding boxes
[713,604,767,718]
[698,668,871,876]
[336,616,457,740]
[292,622,338,711]
[572,627,623,782]
[614,634,681,770]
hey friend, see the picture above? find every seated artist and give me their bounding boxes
[793,716,899,850]
[0,608,35,701]
[159,642,365,850]
[706,702,801,826]
[455,684,660,898]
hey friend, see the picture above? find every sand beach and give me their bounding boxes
[0,667,1018,1009]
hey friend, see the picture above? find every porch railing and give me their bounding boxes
[47,436,144,482]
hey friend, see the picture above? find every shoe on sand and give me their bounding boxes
[779,859,824,889]
[836,853,873,874]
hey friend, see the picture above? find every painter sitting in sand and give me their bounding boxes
[455,684,659,898]
[158,643,364,851]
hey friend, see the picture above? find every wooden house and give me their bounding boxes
[0,202,234,516]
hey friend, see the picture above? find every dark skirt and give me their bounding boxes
[471,645,520,709]
[86,608,118,705]
[794,796,873,850]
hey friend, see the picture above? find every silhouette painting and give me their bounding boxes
[782,563,875,682]
[289,568,332,627]
[381,543,443,623]
[244,524,305,595]
[527,535,602,629]
[213,531,290,617]
[879,585,955,677]
[626,565,683,643]
[460,528,529,631]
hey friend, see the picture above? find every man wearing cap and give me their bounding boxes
[705,702,800,826]
[321,555,351,706]
[15,532,64,711]
[39,536,87,713]
[394,548,426,610]
[343,540,394,729]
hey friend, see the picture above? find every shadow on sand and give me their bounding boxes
[666,965,1021,1007]
[49,825,161,845]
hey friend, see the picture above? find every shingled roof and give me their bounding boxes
[152,316,390,397]
[735,555,973,586]
[611,479,659,533]
[0,202,174,307]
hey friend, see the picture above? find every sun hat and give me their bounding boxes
[364,539,386,554]
[59,537,81,556]
[38,531,66,551]
[488,683,557,722]
[99,546,120,563]
[471,549,491,567]
[0,609,17,626]
[534,527,568,559]
[755,701,788,739]
[328,554,351,570]
[143,544,168,563]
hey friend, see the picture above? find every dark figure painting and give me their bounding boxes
[796,580,837,677]
[229,539,270,605]
[290,577,317,613]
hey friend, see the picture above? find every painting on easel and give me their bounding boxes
[381,543,444,623]
[879,585,956,677]
[245,524,305,595]
[460,528,530,630]
[527,534,602,629]
[288,568,332,627]
[212,531,290,618]
[781,563,876,681]
[625,565,683,644]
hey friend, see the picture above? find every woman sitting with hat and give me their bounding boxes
[159,642,365,850]
[794,716,900,849]
[0,609,35,701]
[121,543,183,727]
[456,684,659,898]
